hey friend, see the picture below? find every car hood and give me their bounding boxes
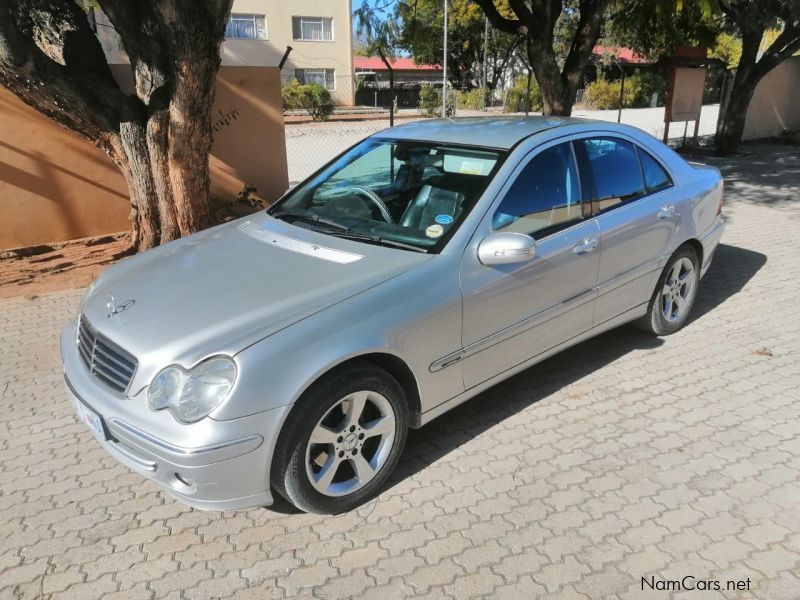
[81,215,429,378]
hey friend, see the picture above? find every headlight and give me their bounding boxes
[147,356,237,423]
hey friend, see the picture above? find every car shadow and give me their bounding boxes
[686,243,767,327]
[266,243,766,515]
[386,243,767,494]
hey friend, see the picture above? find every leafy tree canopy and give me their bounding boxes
[393,0,521,87]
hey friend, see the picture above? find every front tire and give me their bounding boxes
[636,246,699,336]
[271,362,409,514]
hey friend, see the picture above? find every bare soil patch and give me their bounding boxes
[0,233,130,299]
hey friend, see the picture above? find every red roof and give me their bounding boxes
[592,45,648,64]
[353,56,442,72]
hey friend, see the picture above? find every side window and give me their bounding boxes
[579,137,645,212]
[492,143,582,237]
[638,148,673,193]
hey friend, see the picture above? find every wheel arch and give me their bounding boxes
[325,353,423,426]
[279,350,423,431]
[677,238,704,269]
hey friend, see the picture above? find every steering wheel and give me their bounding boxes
[347,186,393,223]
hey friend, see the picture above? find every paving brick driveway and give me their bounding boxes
[1,144,799,599]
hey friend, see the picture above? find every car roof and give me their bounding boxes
[371,116,602,150]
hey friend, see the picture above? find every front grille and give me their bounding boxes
[76,314,137,393]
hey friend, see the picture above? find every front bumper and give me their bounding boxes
[60,322,291,511]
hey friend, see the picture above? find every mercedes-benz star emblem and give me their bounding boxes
[106,294,135,318]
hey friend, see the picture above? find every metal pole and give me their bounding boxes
[378,48,394,127]
[611,56,624,123]
[442,0,448,117]
[482,16,489,90]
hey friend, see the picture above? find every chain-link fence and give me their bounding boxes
[282,76,722,186]
[285,117,396,185]
[282,77,514,185]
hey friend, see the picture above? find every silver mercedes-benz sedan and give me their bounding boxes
[61,117,725,514]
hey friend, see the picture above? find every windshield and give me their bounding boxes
[269,138,506,252]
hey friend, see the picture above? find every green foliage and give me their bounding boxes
[394,0,519,88]
[353,41,374,57]
[636,71,667,106]
[353,0,399,59]
[418,85,448,117]
[710,32,742,69]
[456,88,489,110]
[282,80,334,121]
[418,85,438,117]
[584,78,625,109]
[584,72,667,109]
[607,0,719,59]
[503,76,542,113]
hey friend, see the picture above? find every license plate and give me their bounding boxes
[75,401,108,441]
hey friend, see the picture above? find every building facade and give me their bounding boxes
[95,0,355,105]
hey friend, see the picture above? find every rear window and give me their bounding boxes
[579,137,645,211]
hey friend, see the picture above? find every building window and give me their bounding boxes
[295,69,335,91]
[292,17,334,41]
[226,14,267,40]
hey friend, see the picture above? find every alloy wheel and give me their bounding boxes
[305,391,396,497]
[660,256,697,324]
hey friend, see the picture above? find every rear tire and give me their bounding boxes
[271,361,409,514]
[635,245,699,336]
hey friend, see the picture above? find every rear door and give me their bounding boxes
[575,135,681,324]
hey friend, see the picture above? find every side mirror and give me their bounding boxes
[477,232,536,266]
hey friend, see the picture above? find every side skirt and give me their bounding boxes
[413,302,648,428]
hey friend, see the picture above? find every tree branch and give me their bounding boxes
[472,0,527,34]
[561,0,609,89]
[99,0,174,109]
[0,0,137,142]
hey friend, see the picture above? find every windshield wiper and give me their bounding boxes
[271,210,350,231]
[326,231,429,253]
[272,210,428,253]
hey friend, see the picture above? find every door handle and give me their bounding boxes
[573,237,599,255]
[657,205,677,219]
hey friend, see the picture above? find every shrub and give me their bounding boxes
[584,72,667,110]
[418,85,455,117]
[636,71,666,107]
[282,79,333,121]
[456,87,489,110]
[584,77,623,109]
[503,76,542,113]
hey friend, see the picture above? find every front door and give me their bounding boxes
[459,140,601,390]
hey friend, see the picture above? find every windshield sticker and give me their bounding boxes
[435,214,454,225]
[425,224,444,238]
[459,160,485,175]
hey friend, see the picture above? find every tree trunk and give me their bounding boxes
[714,71,758,155]
[527,39,572,116]
[0,0,232,252]
[114,123,162,251]
[146,110,181,244]
[714,22,765,155]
